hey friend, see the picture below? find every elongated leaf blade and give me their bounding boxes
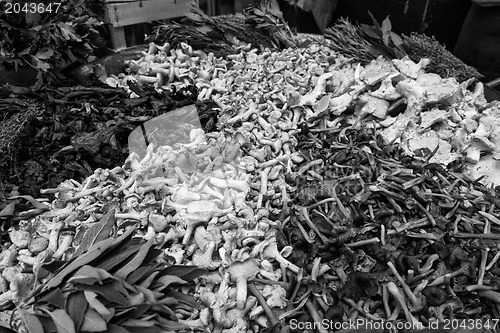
[42,238,115,292]
[84,291,114,322]
[8,195,49,210]
[66,291,88,333]
[114,237,154,280]
[42,227,136,293]
[157,265,207,281]
[164,291,201,309]
[156,318,191,331]
[153,275,187,292]
[97,243,141,272]
[77,283,128,306]
[80,308,107,332]
[39,288,65,309]
[43,309,76,333]
[126,264,158,285]
[106,325,131,333]
[68,265,115,285]
[14,308,45,333]
[73,209,116,257]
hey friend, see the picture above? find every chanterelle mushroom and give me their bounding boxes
[227,258,260,309]
[465,136,495,164]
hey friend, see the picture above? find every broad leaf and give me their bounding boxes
[68,265,115,285]
[151,303,177,320]
[381,16,392,34]
[114,237,154,280]
[153,275,187,292]
[42,228,136,293]
[80,308,107,332]
[126,264,159,285]
[73,209,115,257]
[42,238,115,292]
[157,266,208,281]
[113,304,150,322]
[78,283,128,306]
[8,195,48,210]
[41,309,76,333]
[156,318,191,331]
[66,291,88,332]
[106,325,131,333]
[39,288,66,309]
[0,202,16,217]
[35,48,54,60]
[122,327,165,333]
[163,291,201,310]
[97,244,140,272]
[15,309,44,333]
[84,291,114,322]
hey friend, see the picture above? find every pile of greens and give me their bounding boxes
[0,0,106,88]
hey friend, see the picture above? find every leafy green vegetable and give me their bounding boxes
[14,225,205,332]
[73,209,116,257]
[0,0,106,88]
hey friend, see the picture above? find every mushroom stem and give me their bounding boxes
[387,262,418,308]
[47,222,64,255]
[53,231,74,260]
[248,284,278,326]
[418,254,440,273]
[305,299,329,333]
[302,208,329,243]
[428,263,471,286]
[478,248,489,285]
[386,281,419,325]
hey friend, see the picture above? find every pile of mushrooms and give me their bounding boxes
[3,38,500,332]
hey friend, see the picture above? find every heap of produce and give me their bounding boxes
[3,34,500,333]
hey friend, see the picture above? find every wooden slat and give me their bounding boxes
[105,0,197,27]
[109,26,127,49]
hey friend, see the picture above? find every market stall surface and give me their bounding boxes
[1,34,500,333]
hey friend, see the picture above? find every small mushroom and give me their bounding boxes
[227,258,261,309]
[259,236,300,273]
[53,227,76,260]
[465,136,495,164]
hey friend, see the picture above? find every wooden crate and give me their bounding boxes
[104,0,198,49]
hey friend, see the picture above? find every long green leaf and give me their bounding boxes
[42,227,136,292]
[84,291,114,322]
[68,265,115,285]
[73,209,115,257]
[157,265,208,281]
[153,275,187,292]
[114,237,154,280]
[77,283,128,306]
[66,291,88,333]
[156,317,191,331]
[163,291,201,310]
[97,243,142,273]
[113,304,150,323]
[126,263,158,285]
[24,313,44,333]
[39,288,65,309]
[14,307,45,333]
[41,309,76,333]
[80,308,107,332]
[42,238,115,292]
[106,325,131,333]
[8,195,50,210]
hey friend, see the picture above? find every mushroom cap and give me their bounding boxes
[227,258,260,280]
[124,192,142,200]
[470,135,496,151]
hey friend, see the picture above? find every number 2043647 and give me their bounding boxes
[2,2,62,14]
